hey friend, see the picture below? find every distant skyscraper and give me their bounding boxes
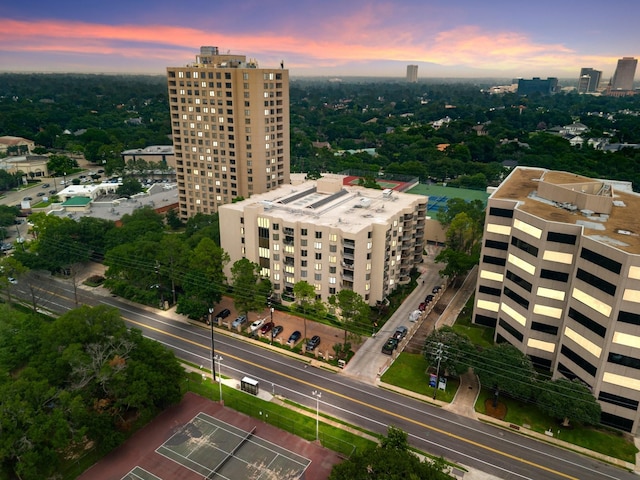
[578,67,602,93]
[406,65,418,83]
[611,57,637,91]
[167,46,290,220]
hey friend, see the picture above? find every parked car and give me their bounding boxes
[272,325,283,338]
[260,321,274,335]
[22,196,32,201]
[1,243,13,252]
[381,337,399,355]
[49,189,57,195]
[250,318,265,333]
[394,326,408,339]
[215,308,231,319]
[7,277,17,285]
[306,335,321,351]
[418,302,427,311]
[231,315,247,328]
[37,192,45,197]
[432,286,442,294]
[41,183,50,188]
[288,330,302,344]
[425,294,434,304]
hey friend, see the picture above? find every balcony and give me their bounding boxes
[343,249,354,260]
[342,239,355,248]
[341,271,354,281]
[341,261,354,270]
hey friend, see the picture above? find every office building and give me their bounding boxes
[578,68,602,93]
[517,77,558,96]
[167,46,290,220]
[473,166,640,433]
[406,65,418,83]
[611,57,637,91]
[219,175,427,306]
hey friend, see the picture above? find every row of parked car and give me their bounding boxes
[207,309,321,351]
[381,325,408,355]
[418,285,442,311]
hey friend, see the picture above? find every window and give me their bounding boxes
[580,248,621,274]
[485,239,509,250]
[540,269,569,282]
[618,311,640,326]
[489,207,514,218]
[547,231,577,245]
[560,345,597,376]
[598,391,639,410]
[314,273,322,281]
[608,352,640,370]
[506,270,532,292]
[511,236,539,257]
[329,245,337,253]
[479,285,501,296]
[329,266,336,274]
[314,242,322,249]
[503,286,529,309]
[576,268,616,296]
[483,255,506,266]
[531,322,558,335]
[301,228,308,235]
[301,250,307,257]
[568,308,606,337]
[499,318,523,342]
[315,231,322,239]
[315,252,322,260]
[315,263,322,270]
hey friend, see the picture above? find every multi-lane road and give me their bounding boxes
[11,274,636,480]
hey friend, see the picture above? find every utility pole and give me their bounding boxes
[432,342,447,400]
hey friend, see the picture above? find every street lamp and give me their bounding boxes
[270,305,275,344]
[208,307,216,382]
[312,390,322,441]
[215,355,223,403]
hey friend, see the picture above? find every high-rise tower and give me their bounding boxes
[406,65,418,83]
[167,46,290,220]
[578,67,602,93]
[611,57,637,91]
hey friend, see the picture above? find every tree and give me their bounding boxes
[329,426,453,479]
[424,326,475,378]
[116,177,143,197]
[537,378,601,427]
[330,289,370,343]
[293,280,316,340]
[230,258,271,319]
[474,343,537,401]
[46,154,77,176]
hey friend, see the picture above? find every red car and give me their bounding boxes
[418,302,427,311]
[260,321,274,335]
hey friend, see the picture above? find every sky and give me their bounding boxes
[1,0,638,80]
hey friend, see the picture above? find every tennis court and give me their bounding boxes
[122,467,161,480]
[154,412,311,480]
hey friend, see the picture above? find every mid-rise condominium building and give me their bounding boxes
[167,46,290,220]
[473,166,640,433]
[611,57,637,92]
[219,175,427,306]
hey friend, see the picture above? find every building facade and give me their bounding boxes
[611,57,637,92]
[219,175,427,306]
[473,166,640,433]
[121,145,176,171]
[167,46,290,220]
[406,65,418,83]
[578,67,602,93]
[517,77,558,96]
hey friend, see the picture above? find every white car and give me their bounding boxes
[8,277,17,285]
[249,318,265,332]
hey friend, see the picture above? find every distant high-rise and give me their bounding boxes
[167,46,290,220]
[578,67,602,93]
[611,57,637,91]
[406,65,418,83]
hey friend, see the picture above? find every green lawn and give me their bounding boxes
[451,296,494,347]
[475,389,637,463]
[380,352,458,403]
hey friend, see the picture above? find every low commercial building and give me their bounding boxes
[219,175,427,306]
[473,166,640,433]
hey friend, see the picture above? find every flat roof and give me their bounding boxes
[222,175,425,234]
[492,166,640,255]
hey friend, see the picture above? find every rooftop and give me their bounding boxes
[121,145,174,155]
[222,175,425,234]
[493,166,640,254]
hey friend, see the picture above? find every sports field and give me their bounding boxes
[407,183,490,212]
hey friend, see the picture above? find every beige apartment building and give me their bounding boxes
[167,46,290,220]
[473,166,640,433]
[219,175,427,306]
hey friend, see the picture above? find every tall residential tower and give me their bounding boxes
[406,65,418,83]
[578,67,602,93]
[167,46,290,220]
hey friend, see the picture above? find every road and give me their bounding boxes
[10,273,635,480]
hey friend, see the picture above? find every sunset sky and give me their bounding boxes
[1,0,638,79]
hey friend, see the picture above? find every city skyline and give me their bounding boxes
[1,0,638,79]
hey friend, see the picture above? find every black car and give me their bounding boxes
[425,294,434,303]
[306,335,321,351]
[41,183,50,188]
[215,308,231,320]
[432,286,442,294]
[382,337,399,355]
[272,325,283,338]
[37,192,45,197]
[288,330,302,344]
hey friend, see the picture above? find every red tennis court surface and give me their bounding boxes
[78,393,343,480]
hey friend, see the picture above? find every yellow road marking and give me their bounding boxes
[125,316,576,480]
